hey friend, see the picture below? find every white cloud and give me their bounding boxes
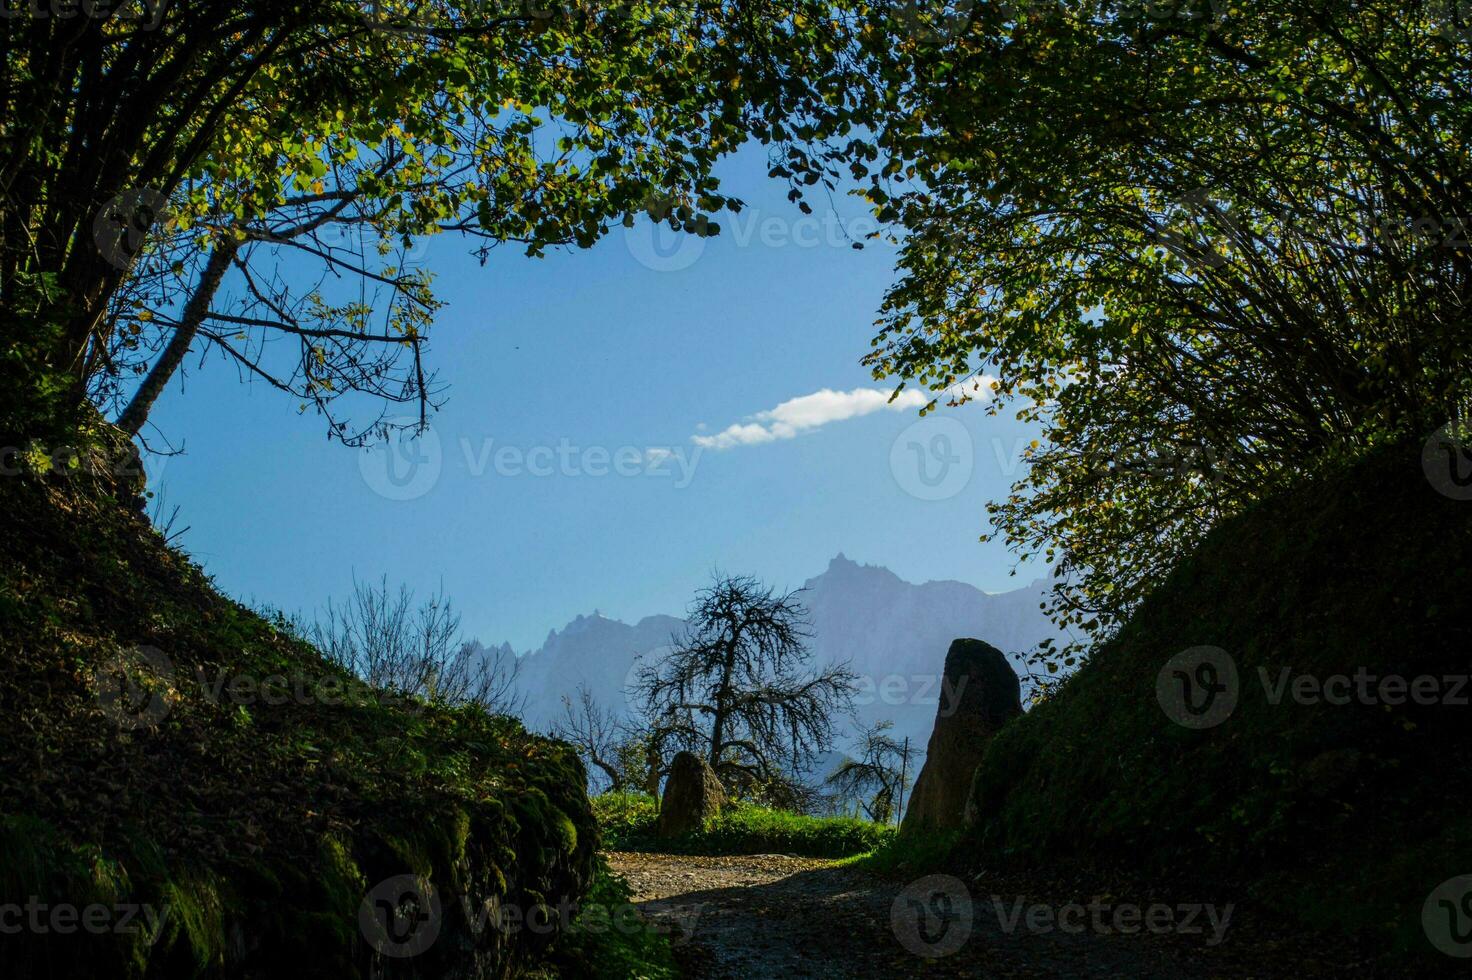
[692,380,996,451]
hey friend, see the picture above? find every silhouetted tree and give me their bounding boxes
[824,721,909,824]
[633,574,857,795]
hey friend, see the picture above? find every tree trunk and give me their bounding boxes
[117,239,238,437]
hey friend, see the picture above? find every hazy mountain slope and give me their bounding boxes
[803,555,1057,747]
[511,613,686,728]
[488,556,1063,757]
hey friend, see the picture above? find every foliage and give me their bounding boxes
[847,1,1472,654]
[1,0,882,442]
[591,792,662,851]
[593,793,892,858]
[632,574,858,794]
[839,827,965,875]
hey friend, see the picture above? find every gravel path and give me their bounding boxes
[605,852,1389,979]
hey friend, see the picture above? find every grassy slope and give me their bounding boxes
[0,428,597,978]
[594,793,895,858]
[961,440,1472,962]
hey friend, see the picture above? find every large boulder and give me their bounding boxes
[901,638,1022,833]
[657,751,724,838]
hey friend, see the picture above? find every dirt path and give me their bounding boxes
[605,852,1378,979]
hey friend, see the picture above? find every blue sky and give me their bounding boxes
[144,145,1046,650]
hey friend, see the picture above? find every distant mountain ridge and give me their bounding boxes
[473,555,1065,760]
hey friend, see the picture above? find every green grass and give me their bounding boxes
[593,792,895,859]
[838,828,964,874]
[592,791,661,850]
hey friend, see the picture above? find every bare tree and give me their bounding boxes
[633,574,858,795]
[823,721,910,824]
[454,640,526,717]
[312,576,521,713]
[555,685,629,793]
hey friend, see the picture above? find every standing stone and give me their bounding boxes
[901,638,1022,833]
[657,751,724,838]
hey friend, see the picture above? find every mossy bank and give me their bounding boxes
[0,421,597,978]
[959,439,1472,967]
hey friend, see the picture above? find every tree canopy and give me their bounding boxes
[10,0,1468,666]
[1,0,878,440]
[850,0,1472,650]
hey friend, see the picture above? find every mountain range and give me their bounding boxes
[469,555,1065,769]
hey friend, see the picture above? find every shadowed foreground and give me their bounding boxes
[606,852,1405,979]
